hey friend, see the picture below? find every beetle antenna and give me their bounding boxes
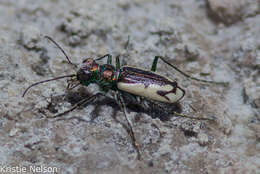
[124,35,130,50]
[22,74,76,97]
[44,36,77,67]
[156,56,229,86]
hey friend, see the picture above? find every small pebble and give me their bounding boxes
[198,132,209,146]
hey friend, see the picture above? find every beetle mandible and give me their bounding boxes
[22,36,228,160]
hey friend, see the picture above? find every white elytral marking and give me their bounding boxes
[117,83,184,103]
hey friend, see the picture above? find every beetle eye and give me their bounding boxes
[77,69,92,85]
[82,58,95,69]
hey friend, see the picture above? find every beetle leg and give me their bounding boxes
[116,92,141,160]
[151,56,159,72]
[50,93,104,118]
[116,55,121,70]
[66,82,80,91]
[144,99,215,121]
[124,35,130,50]
[95,54,112,65]
[96,54,121,70]
[154,56,229,86]
[66,76,80,90]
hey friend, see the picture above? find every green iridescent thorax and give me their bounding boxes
[97,64,119,90]
[76,57,120,91]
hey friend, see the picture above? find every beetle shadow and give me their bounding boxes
[46,87,182,122]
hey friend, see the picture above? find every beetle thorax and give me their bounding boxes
[100,64,118,81]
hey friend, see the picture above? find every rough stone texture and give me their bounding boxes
[0,0,260,174]
[207,0,259,25]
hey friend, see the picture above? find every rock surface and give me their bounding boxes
[0,0,259,173]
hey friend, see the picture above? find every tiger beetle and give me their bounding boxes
[22,36,228,160]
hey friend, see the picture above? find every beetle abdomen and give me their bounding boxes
[117,66,185,103]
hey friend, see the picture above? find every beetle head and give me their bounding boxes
[76,58,99,86]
